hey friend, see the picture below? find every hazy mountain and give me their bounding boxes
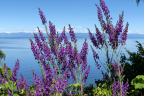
[0,32,144,39]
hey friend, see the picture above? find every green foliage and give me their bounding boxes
[131,75,144,89]
[82,83,114,96]
[82,84,95,96]
[92,83,114,96]
[0,66,13,80]
[127,75,144,96]
[119,40,144,96]
[0,50,6,61]
[125,75,144,96]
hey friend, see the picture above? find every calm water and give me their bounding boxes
[0,37,144,88]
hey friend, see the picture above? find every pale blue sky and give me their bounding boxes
[0,0,144,34]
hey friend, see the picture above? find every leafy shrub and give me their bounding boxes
[92,83,114,96]
[94,40,144,96]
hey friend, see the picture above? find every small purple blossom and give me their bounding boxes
[29,39,41,60]
[11,59,20,83]
[37,27,46,42]
[16,73,30,93]
[69,24,77,42]
[31,69,44,95]
[7,88,13,96]
[82,65,90,83]
[38,7,47,25]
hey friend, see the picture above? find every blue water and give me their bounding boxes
[0,36,144,89]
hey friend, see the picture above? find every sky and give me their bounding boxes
[0,0,144,34]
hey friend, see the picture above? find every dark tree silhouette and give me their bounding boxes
[125,0,144,6]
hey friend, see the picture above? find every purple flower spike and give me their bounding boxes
[52,76,68,94]
[57,45,66,62]
[112,78,129,96]
[29,39,41,60]
[33,32,44,52]
[3,63,9,82]
[42,42,52,61]
[38,7,47,25]
[7,88,13,96]
[49,21,57,55]
[11,59,20,83]
[120,22,129,45]
[82,65,90,83]
[37,27,46,42]
[69,24,77,42]
[16,73,30,93]
[56,27,65,45]
[114,12,124,37]
[79,38,89,71]
[95,62,101,69]
[75,50,83,67]
[90,45,101,69]
[94,24,105,48]
[42,63,54,95]
[99,0,112,21]
[92,0,129,50]
[31,69,44,95]
[71,69,76,82]
[88,29,99,49]
[95,4,103,22]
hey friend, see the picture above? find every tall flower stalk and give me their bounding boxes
[28,7,91,96]
[0,0,131,95]
[87,0,129,95]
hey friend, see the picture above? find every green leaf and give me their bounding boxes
[131,75,144,89]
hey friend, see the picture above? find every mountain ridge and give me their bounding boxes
[0,32,144,39]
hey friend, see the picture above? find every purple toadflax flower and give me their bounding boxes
[38,7,47,25]
[41,62,54,95]
[87,0,129,95]
[112,77,129,96]
[90,45,101,70]
[94,0,129,50]
[79,38,89,72]
[48,21,57,56]
[11,59,20,83]
[7,88,13,96]
[52,68,68,95]
[3,63,10,83]
[28,7,91,95]
[88,0,129,77]
[31,69,44,95]
[0,63,9,85]
[82,65,90,83]
[68,24,77,43]
[29,39,41,61]
[16,73,30,94]
[111,60,129,96]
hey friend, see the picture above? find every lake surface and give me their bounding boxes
[0,36,144,88]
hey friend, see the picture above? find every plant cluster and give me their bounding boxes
[0,0,143,96]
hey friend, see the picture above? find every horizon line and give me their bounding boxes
[0,32,144,34]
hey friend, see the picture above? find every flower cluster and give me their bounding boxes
[112,78,129,96]
[111,60,129,96]
[0,0,131,95]
[87,0,129,95]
